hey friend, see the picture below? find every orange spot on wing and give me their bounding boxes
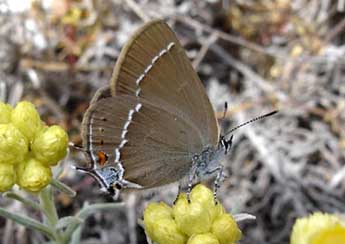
[97,151,108,166]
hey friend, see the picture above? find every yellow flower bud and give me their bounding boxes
[0,102,13,124]
[211,214,242,244]
[310,224,345,244]
[0,124,28,164]
[187,233,220,244]
[11,101,43,141]
[16,158,52,192]
[190,184,225,221]
[149,218,187,244]
[144,202,173,239]
[291,212,345,244]
[143,184,243,244]
[173,193,212,236]
[32,125,69,165]
[190,184,214,203]
[0,164,15,192]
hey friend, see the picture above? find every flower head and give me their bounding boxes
[143,184,242,244]
[291,212,345,244]
[0,101,68,193]
[144,202,187,244]
[0,124,28,164]
[16,158,52,193]
[187,233,220,244]
[32,125,68,166]
[11,101,43,141]
[212,213,242,244]
[190,184,225,222]
[173,193,213,235]
[0,102,13,124]
[310,224,345,244]
[0,164,15,192]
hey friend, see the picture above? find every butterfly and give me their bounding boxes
[76,19,277,200]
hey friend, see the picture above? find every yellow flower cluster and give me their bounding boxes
[291,212,345,244]
[144,184,242,244]
[0,101,68,193]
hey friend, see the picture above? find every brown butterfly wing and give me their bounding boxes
[83,95,200,187]
[81,85,111,152]
[110,20,219,149]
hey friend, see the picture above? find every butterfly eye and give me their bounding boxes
[97,151,108,166]
[198,162,206,169]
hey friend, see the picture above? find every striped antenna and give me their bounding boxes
[224,110,278,137]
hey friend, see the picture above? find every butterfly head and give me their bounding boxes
[193,142,229,180]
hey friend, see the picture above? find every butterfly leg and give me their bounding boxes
[74,165,95,174]
[174,184,184,204]
[186,161,198,203]
[213,165,226,203]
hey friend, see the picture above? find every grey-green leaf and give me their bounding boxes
[56,216,83,230]
[50,178,76,197]
[0,207,55,240]
[3,192,42,211]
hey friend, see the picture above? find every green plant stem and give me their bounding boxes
[40,186,59,226]
[70,225,82,244]
[63,202,124,242]
[78,202,124,219]
[2,181,122,244]
[39,185,64,244]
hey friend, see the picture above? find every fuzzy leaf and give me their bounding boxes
[0,207,54,240]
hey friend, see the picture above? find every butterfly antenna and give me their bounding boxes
[224,110,278,137]
[222,102,228,121]
[220,102,228,134]
[69,142,87,152]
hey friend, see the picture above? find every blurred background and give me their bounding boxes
[0,0,345,243]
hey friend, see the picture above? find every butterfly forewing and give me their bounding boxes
[110,20,219,149]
